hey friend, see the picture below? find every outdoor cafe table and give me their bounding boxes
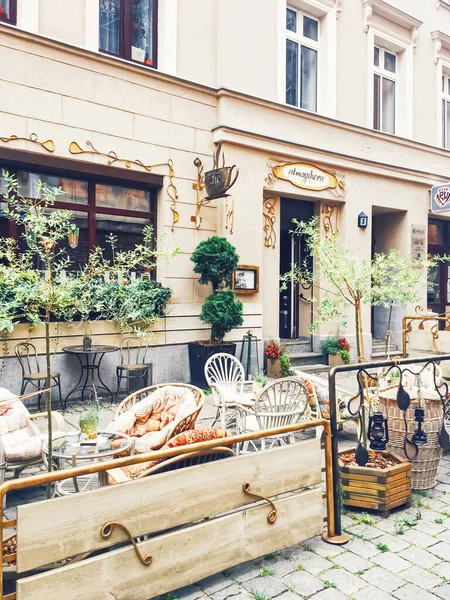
[62,345,118,406]
[43,430,131,495]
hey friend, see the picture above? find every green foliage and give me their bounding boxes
[190,236,239,292]
[324,581,337,589]
[280,353,292,377]
[80,403,100,422]
[376,542,390,552]
[260,568,273,577]
[320,336,341,355]
[254,371,268,386]
[251,593,270,600]
[395,517,417,535]
[200,290,243,343]
[435,518,444,524]
[350,512,374,526]
[339,349,351,364]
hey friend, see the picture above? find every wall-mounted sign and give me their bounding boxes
[265,159,345,196]
[431,182,450,213]
[411,224,426,260]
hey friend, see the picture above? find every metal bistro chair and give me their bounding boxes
[14,342,63,411]
[115,336,153,402]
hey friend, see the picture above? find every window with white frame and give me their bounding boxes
[442,74,450,149]
[373,46,397,134]
[285,6,319,112]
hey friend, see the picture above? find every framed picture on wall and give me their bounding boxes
[232,265,259,294]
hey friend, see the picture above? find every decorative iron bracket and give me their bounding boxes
[242,482,277,524]
[101,521,153,566]
[191,156,234,233]
[0,133,55,153]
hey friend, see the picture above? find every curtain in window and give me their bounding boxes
[382,78,395,134]
[286,40,298,107]
[132,0,154,64]
[99,0,121,55]
[300,46,317,112]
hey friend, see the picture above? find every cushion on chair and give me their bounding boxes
[108,386,197,452]
[119,427,231,480]
[0,398,40,461]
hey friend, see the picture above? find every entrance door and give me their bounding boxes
[279,198,314,339]
[428,219,450,319]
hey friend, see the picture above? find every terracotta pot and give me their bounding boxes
[328,353,344,367]
[266,358,282,379]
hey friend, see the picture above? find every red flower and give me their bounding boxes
[44,240,55,250]
[123,280,128,286]
[265,342,281,360]
[0,8,3,13]
[338,337,350,351]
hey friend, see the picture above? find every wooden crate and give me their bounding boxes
[339,449,411,514]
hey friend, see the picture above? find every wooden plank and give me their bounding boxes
[339,462,410,478]
[17,439,321,572]
[344,482,410,500]
[341,470,410,485]
[17,488,323,600]
[342,475,410,494]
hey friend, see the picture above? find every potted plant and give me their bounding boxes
[189,237,244,388]
[82,329,92,351]
[79,403,100,443]
[320,336,351,367]
[252,371,268,394]
[265,340,282,379]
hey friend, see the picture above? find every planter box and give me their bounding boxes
[339,449,411,515]
[266,358,282,379]
[328,353,344,367]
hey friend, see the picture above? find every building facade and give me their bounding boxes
[0,0,450,389]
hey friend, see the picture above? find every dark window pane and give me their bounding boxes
[446,101,450,150]
[16,171,88,204]
[131,0,155,65]
[300,46,317,112]
[95,184,151,212]
[382,77,395,134]
[96,215,149,269]
[99,0,121,55]
[443,99,447,148]
[427,264,441,303]
[286,39,299,107]
[374,46,380,67]
[448,77,450,96]
[303,16,318,41]
[0,0,10,19]
[57,214,89,269]
[373,74,381,130]
[428,220,446,245]
[384,51,396,73]
[286,8,296,32]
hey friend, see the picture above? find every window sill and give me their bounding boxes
[98,49,157,71]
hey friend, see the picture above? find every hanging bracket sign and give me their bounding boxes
[266,160,345,195]
[431,182,450,213]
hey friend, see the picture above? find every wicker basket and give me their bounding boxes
[378,386,443,489]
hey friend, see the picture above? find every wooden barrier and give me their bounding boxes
[1,420,343,600]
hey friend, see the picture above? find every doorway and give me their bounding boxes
[279,198,314,339]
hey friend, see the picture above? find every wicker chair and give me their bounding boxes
[114,383,204,446]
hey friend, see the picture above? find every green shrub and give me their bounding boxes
[320,336,340,355]
[191,236,239,292]
[200,291,243,343]
[280,353,292,377]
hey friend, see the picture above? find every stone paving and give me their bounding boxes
[5,381,450,600]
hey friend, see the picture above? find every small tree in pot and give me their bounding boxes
[189,237,243,388]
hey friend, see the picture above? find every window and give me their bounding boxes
[373,46,397,134]
[99,0,157,68]
[285,6,319,112]
[442,74,450,149]
[0,168,156,270]
[0,0,17,25]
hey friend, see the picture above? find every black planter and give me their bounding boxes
[188,341,236,389]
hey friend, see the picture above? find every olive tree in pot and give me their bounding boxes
[189,236,244,388]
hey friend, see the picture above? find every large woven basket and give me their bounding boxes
[378,386,443,489]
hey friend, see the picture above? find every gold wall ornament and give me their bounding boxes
[263,198,277,249]
[0,132,55,153]
[225,195,234,234]
[265,158,345,197]
[322,205,338,236]
[68,140,179,231]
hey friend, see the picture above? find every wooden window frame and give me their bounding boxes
[0,0,17,25]
[99,0,158,69]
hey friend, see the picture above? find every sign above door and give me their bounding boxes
[265,159,345,196]
[431,182,450,213]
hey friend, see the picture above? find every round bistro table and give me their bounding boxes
[63,345,118,406]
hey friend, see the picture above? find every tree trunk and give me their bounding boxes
[45,316,53,498]
[385,300,393,358]
[354,299,365,362]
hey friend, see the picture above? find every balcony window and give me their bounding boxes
[373,46,397,134]
[286,6,319,112]
[0,0,17,25]
[99,0,157,68]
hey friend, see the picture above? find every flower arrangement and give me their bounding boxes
[265,340,281,360]
[320,336,351,365]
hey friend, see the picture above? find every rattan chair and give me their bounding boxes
[114,336,152,402]
[15,342,63,411]
[115,383,204,442]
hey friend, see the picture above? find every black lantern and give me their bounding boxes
[412,406,428,445]
[368,412,389,451]
[240,330,260,379]
[358,212,368,229]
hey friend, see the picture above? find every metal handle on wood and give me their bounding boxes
[101,521,152,566]
[242,482,277,524]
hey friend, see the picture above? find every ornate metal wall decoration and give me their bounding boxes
[68,140,179,230]
[321,205,338,236]
[265,158,346,197]
[263,198,277,249]
[0,133,55,153]
[191,144,237,234]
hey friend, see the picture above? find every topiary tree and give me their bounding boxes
[191,237,243,343]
